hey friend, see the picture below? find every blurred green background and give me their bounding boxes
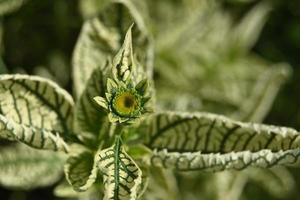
[0,0,300,199]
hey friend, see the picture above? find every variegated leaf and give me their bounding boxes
[0,115,69,151]
[108,0,154,80]
[144,111,300,171]
[98,137,142,200]
[112,24,134,82]
[153,2,287,123]
[75,65,109,143]
[72,18,119,99]
[0,143,65,189]
[148,148,300,172]
[73,0,153,99]
[0,74,73,151]
[65,149,100,192]
[111,24,147,85]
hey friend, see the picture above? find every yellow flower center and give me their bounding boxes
[113,92,140,117]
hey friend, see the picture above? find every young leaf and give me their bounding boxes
[72,18,119,99]
[112,24,134,82]
[0,143,65,189]
[98,136,142,200]
[144,111,300,171]
[64,149,99,192]
[0,74,74,151]
[73,1,154,99]
[75,65,109,142]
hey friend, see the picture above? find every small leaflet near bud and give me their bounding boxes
[93,96,108,109]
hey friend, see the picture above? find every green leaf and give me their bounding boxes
[98,136,142,200]
[0,143,64,189]
[144,111,300,171]
[0,74,73,151]
[75,65,109,143]
[64,149,99,192]
[0,0,26,16]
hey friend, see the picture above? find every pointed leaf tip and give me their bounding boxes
[93,96,108,109]
[112,25,135,82]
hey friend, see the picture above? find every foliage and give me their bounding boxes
[0,0,300,200]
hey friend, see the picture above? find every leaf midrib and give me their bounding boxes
[113,137,121,200]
